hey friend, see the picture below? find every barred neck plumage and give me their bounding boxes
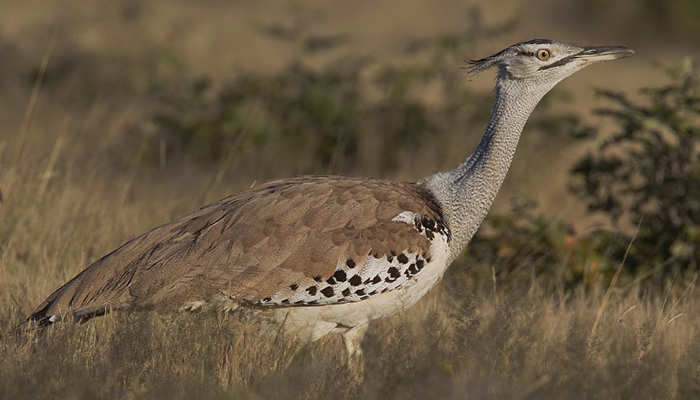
[421,77,554,261]
[419,40,634,262]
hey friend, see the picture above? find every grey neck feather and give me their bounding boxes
[421,76,555,262]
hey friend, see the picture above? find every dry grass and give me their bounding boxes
[1,128,699,399]
[3,269,700,399]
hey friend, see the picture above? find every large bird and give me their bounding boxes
[22,39,633,367]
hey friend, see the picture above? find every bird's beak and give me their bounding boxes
[574,46,635,62]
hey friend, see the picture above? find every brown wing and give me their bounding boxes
[26,176,447,325]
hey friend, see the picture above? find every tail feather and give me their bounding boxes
[14,302,114,336]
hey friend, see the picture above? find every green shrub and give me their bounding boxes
[571,61,700,284]
[140,58,453,176]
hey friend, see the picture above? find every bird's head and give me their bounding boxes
[466,39,634,89]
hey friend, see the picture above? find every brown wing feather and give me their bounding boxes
[26,176,445,324]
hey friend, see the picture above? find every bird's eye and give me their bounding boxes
[536,49,551,61]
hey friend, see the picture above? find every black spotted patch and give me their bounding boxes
[257,248,436,307]
[333,270,347,282]
[385,266,400,283]
[417,215,450,242]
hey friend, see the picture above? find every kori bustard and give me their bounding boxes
[23,39,632,365]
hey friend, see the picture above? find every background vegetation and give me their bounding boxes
[1,0,700,398]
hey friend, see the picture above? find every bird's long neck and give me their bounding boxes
[421,77,551,261]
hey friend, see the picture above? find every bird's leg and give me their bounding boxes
[341,323,368,382]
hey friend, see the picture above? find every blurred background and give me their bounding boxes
[2,0,700,305]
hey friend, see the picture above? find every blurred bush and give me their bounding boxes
[129,12,521,176]
[465,194,578,287]
[459,194,616,291]
[570,61,700,285]
[139,59,448,176]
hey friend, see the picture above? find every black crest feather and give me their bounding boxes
[464,54,502,76]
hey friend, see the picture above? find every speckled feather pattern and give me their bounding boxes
[259,210,448,307]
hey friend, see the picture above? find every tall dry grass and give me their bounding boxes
[2,266,700,399]
[1,120,699,399]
